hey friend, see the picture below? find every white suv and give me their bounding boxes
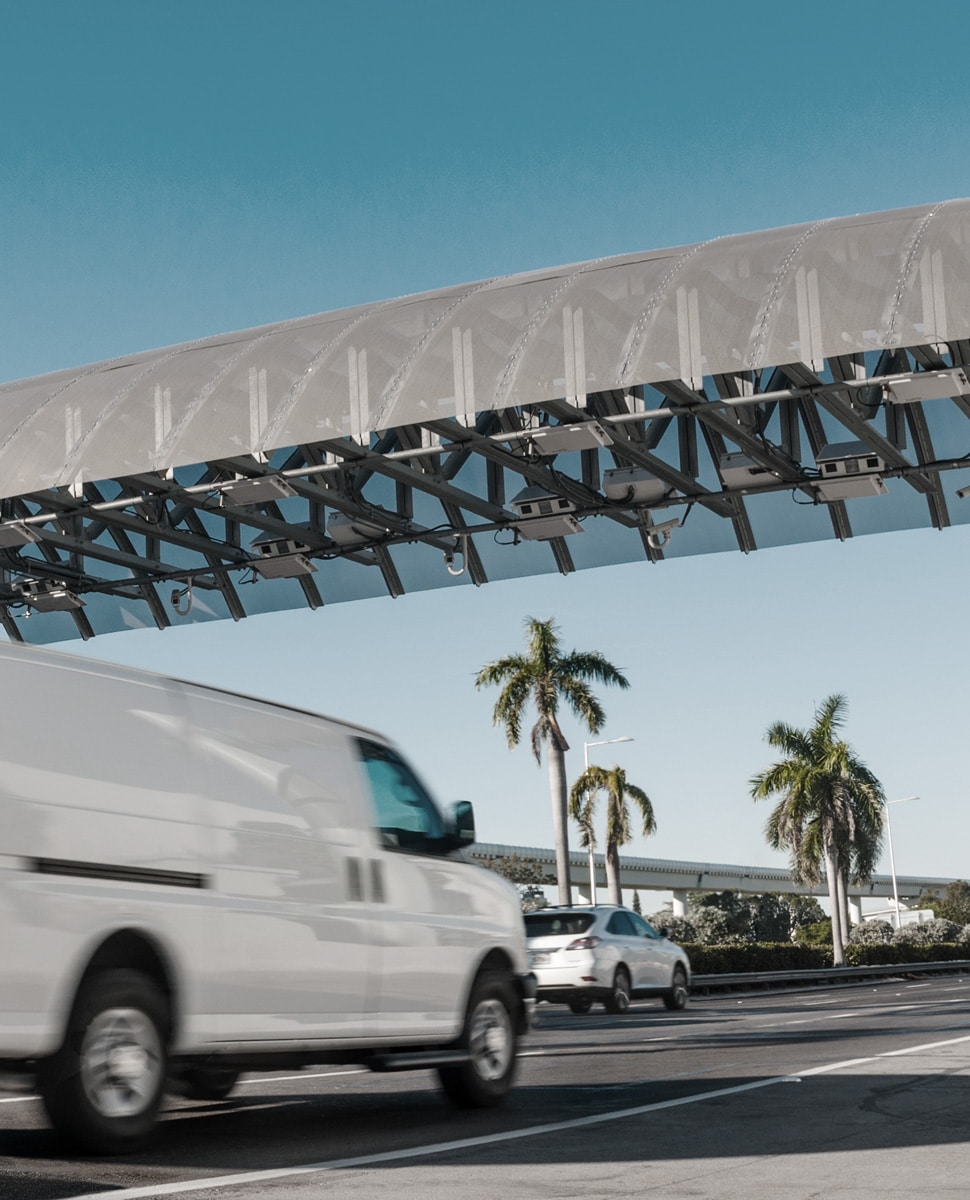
[524,905,690,1015]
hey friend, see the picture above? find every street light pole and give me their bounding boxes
[580,736,634,904]
[884,795,918,930]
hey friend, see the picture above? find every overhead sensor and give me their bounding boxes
[602,467,668,505]
[14,578,85,611]
[326,513,389,546]
[813,441,887,501]
[510,486,583,540]
[250,537,317,579]
[718,453,779,490]
[879,368,970,404]
[219,475,297,506]
[529,422,613,455]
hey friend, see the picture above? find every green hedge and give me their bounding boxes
[683,943,831,973]
[844,942,970,966]
[685,942,970,974]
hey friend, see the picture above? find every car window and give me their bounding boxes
[356,738,446,853]
[524,913,595,937]
[606,911,637,936]
[629,912,660,939]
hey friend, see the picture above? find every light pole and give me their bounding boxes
[580,737,634,903]
[884,795,918,929]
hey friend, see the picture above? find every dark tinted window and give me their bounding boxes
[524,912,595,937]
[606,911,637,936]
[630,912,660,939]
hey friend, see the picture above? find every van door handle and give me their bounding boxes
[346,857,363,902]
[370,860,385,904]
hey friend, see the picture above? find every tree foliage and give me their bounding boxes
[476,616,629,903]
[479,854,552,912]
[651,892,826,946]
[918,880,970,926]
[569,763,654,905]
[750,694,884,965]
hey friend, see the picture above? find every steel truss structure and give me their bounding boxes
[2,199,970,642]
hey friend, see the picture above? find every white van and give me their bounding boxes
[0,644,532,1152]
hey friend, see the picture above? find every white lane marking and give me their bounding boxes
[0,1095,36,1104]
[68,1030,970,1200]
[753,1000,929,1030]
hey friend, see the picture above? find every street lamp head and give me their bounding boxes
[583,735,635,769]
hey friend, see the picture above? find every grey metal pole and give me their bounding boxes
[580,737,634,905]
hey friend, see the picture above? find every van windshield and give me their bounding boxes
[356,738,446,853]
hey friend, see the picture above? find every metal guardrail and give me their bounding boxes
[691,959,970,994]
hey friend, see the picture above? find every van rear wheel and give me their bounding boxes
[438,971,518,1108]
[39,969,169,1154]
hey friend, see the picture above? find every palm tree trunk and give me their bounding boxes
[824,846,845,966]
[605,841,622,905]
[548,743,571,904]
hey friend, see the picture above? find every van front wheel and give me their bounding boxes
[438,971,518,1108]
[39,969,169,1154]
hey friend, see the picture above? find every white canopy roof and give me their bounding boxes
[2,199,968,498]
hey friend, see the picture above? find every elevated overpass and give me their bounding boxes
[470,842,956,924]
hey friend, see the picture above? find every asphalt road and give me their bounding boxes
[4,976,970,1200]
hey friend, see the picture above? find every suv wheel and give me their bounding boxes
[567,995,593,1014]
[662,965,689,1011]
[603,966,631,1015]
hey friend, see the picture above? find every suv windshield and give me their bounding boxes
[524,912,595,937]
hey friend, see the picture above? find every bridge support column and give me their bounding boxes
[849,897,862,926]
[672,889,689,918]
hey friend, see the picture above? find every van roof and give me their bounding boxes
[0,640,393,745]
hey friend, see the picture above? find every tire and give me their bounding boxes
[172,1066,240,1101]
[438,971,519,1108]
[603,966,631,1015]
[662,965,689,1012]
[567,995,594,1015]
[38,968,169,1154]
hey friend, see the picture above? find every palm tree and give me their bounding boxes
[475,616,630,903]
[750,693,884,966]
[569,764,656,904]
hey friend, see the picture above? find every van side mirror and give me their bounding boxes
[445,800,476,850]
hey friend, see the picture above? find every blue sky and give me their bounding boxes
[3,0,970,889]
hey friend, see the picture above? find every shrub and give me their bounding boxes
[650,911,696,943]
[688,905,733,945]
[847,919,893,945]
[893,919,961,945]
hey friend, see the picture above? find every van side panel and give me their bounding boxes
[0,652,208,1055]
[178,686,374,1041]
